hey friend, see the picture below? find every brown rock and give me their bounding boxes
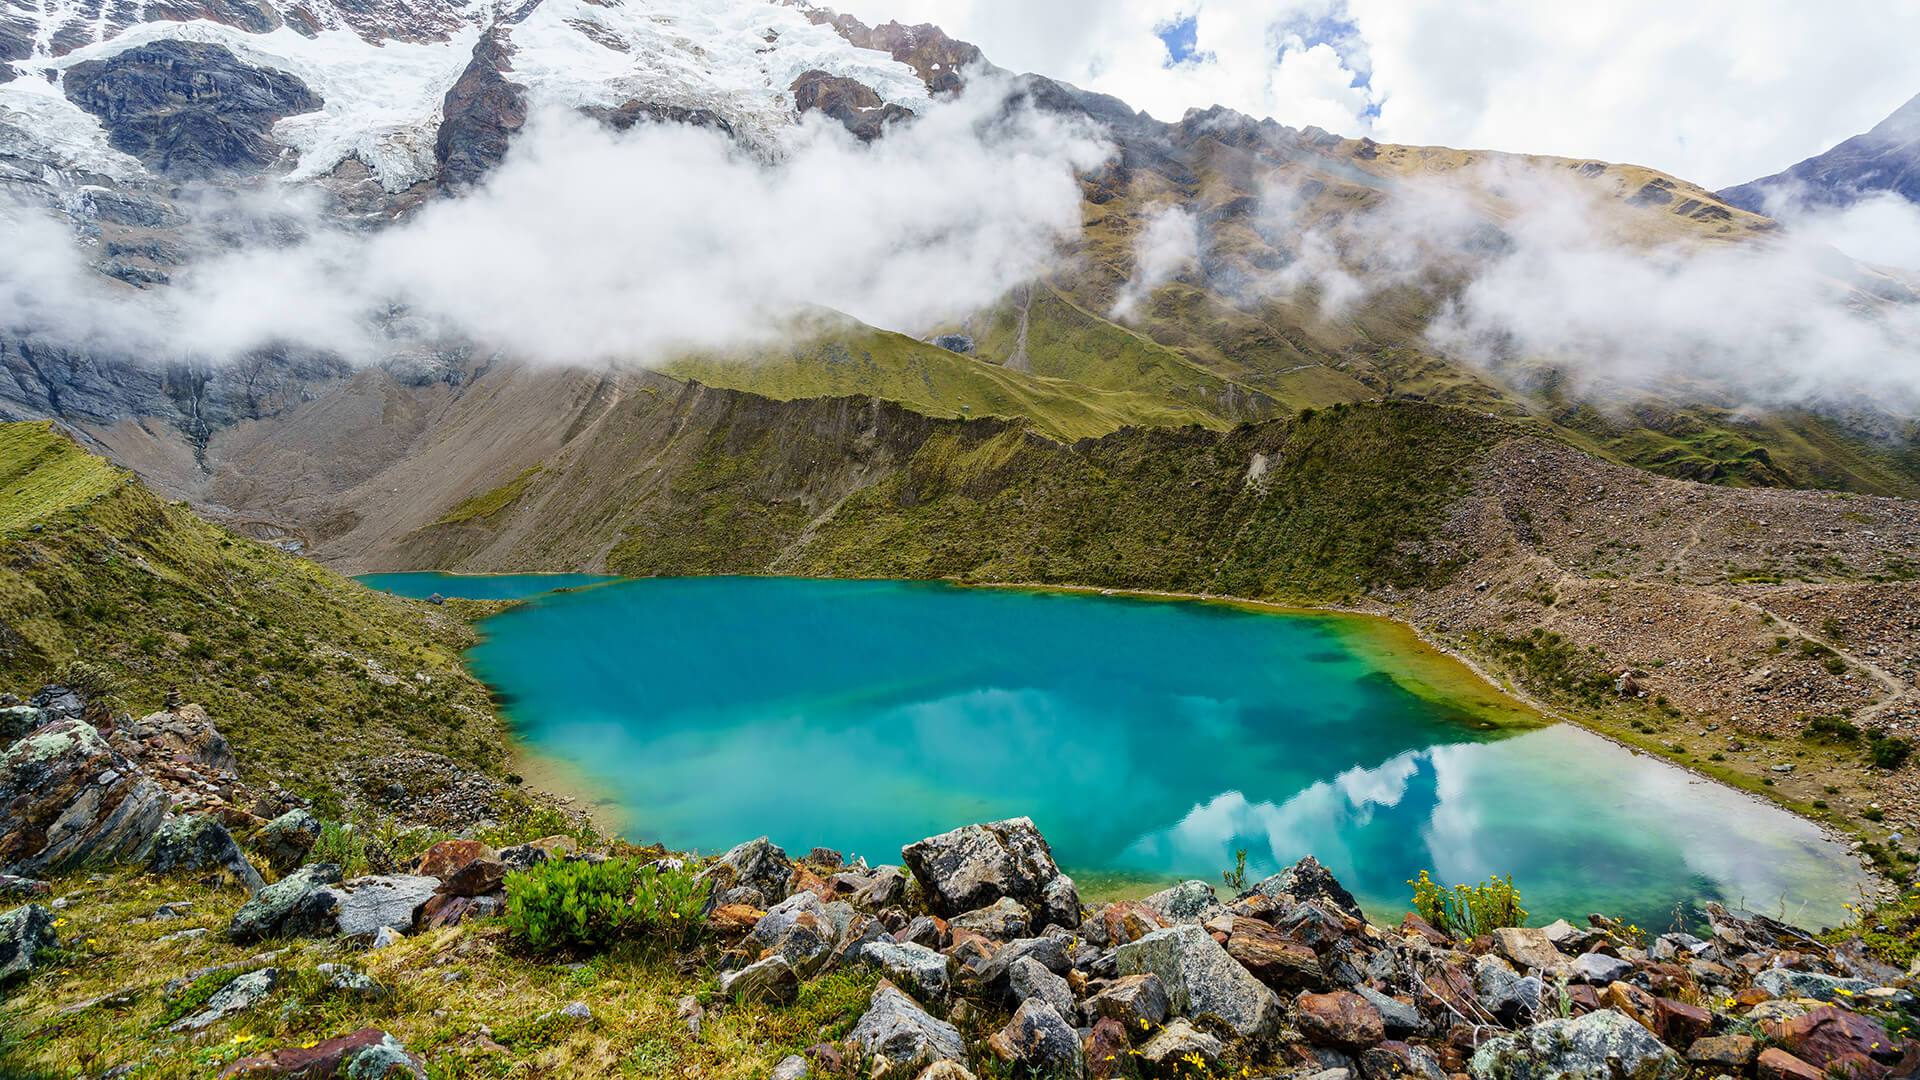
[417,893,502,931]
[1493,926,1565,971]
[1780,1006,1898,1075]
[709,904,767,934]
[1567,985,1602,1013]
[1757,1047,1828,1080]
[1602,981,1658,1030]
[1401,911,1450,945]
[1654,996,1712,1046]
[1294,990,1385,1050]
[1224,919,1324,990]
[1100,901,1169,946]
[1084,1016,1130,1080]
[416,840,494,880]
[219,1027,423,1078]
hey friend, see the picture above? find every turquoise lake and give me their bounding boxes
[359,572,620,601]
[380,573,1867,929]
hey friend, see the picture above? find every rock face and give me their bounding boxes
[848,981,968,1077]
[0,719,168,877]
[0,903,57,982]
[1114,923,1280,1038]
[229,863,343,944]
[1470,1009,1688,1080]
[901,818,1080,928]
[436,28,527,190]
[790,69,914,142]
[64,40,322,176]
[145,814,267,893]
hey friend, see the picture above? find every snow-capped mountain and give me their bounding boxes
[1,0,951,194]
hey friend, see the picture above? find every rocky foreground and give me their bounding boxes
[0,688,1916,1078]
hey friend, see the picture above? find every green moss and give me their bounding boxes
[436,465,545,525]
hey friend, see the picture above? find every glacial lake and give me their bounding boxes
[369,573,1869,929]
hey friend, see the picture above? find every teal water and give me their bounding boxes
[467,576,1867,929]
[359,572,620,601]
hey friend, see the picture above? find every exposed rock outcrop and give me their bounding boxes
[900,817,1079,929]
[63,40,322,176]
[435,29,527,190]
[0,719,168,877]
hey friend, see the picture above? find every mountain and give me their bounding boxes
[1720,92,1920,211]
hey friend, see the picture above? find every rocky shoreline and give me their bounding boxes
[1,686,1917,1078]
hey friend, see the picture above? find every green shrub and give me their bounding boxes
[1801,715,1861,742]
[1409,870,1527,939]
[1868,735,1913,771]
[504,857,705,953]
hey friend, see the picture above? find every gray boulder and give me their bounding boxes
[1142,879,1224,924]
[1470,1009,1686,1080]
[949,896,1030,939]
[144,814,266,893]
[750,891,840,975]
[0,903,57,981]
[228,863,343,943]
[852,940,951,1002]
[1115,923,1280,1038]
[1474,953,1543,1023]
[1139,1018,1224,1071]
[848,981,967,1077]
[699,837,793,901]
[1007,954,1074,1019]
[901,818,1080,928]
[1568,952,1634,985]
[169,967,277,1031]
[719,954,799,1005]
[252,808,321,874]
[0,718,168,876]
[987,998,1082,1078]
[1089,973,1170,1029]
[334,875,440,940]
[1753,968,1877,1002]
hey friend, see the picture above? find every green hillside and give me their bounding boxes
[659,321,1230,441]
[0,423,507,804]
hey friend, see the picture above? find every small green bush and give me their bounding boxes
[1801,714,1861,742]
[1868,735,1913,771]
[504,857,705,953]
[1409,870,1527,939]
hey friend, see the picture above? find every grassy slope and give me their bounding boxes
[0,423,507,802]
[659,322,1228,441]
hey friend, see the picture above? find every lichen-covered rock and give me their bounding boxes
[252,809,321,874]
[1470,1009,1687,1080]
[700,836,794,902]
[0,718,168,876]
[719,954,799,1005]
[1089,973,1169,1030]
[1248,855,1362,919]
[0,903,57,982]
[1753,968,1876,1002]
[1115,923,1280,1038]
[334,875,439,940]
[987,998,1083,1078]
[1141,879,1224,924]
[948,896,1030,939]
[0,705,44,746]
[848,981,967,1077]
[219,1028,425,1079]
[750,891,841,975]
[901,818,1079,928]
[229,863,343,944]
[1138,1018,1223,1071]
[145,814,266,893]
[170,967,278,1031]
[853,940,952,1002]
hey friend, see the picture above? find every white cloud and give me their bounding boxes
[835,0,1920,189]
[1111,204,1200,319]
[0,76,1111,366]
